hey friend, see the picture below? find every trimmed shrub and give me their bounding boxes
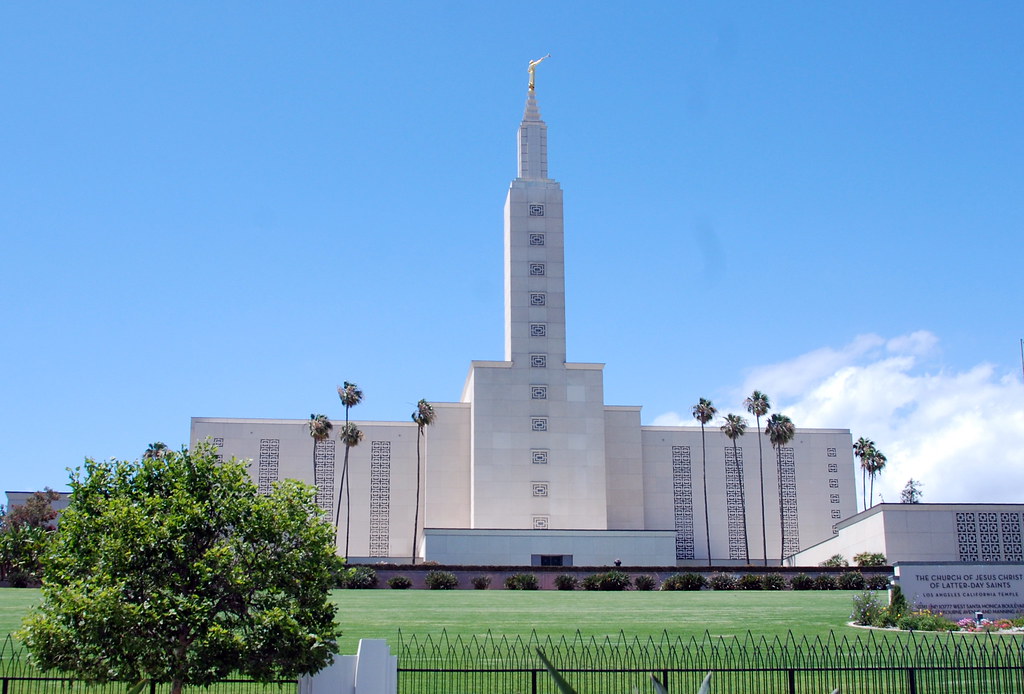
[554,574,578,591]
[854,552,887,567]
[471,575,492,590]
[737,574,763,590]
[813,574,838,591]
[7,570,34,588]
[790,573,814,590]
[661,573,707,591]
[580,571,632,591]
[897,609,956,632]
[761,574,786,591]
[424,570,459,590]
[504,573,539,590]
[387,575,412,590]
[819,554,849,567]
[341,566,378,589]
[634,575,657,591]
[709,573,737,591]
[837,572,867,590]
[866,574,891,590]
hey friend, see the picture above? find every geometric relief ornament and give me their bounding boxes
[529,233,546,246]
[530,323,547,337]
[671,445,695,560]
[533,516,549,529]
[779,447,800,557]
[529,204,545,216]
[530,292,546,306]
[369,440,391,557]
[827,447,837,457]
[531,449,549,465]
[1001,512,1023,562]
[723,446,746,560]
[531,417,548,432]
[531,385,548,400]
[978,511,1000,562]
[532,482,549,497]
[530,353,547,368]
[827,463,838,473]
[314,440,336,517]
[257,439,279,495]
[529,263,546,276]
[956,511,978,562]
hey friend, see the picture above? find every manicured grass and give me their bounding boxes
[328,589,859,653]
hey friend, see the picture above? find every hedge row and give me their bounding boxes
[338,567,891,591]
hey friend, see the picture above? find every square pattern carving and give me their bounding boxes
[531,449,549,465]
[828,479,839,489]
[529,233,546,246]
[531,417,548,432]
[956,511,1024,562]
[830,494,840,504]
[723,446,747,560]
[257,439,279,495]
[530,323,547,337]
[531,385,548,400]
[530,354,547,368]
[529,204,545,216]
[671,446,695,560]
[530,292,546,306]
[212,438,224,447]
[369,441,391,557]
[314,440,336,515]
[533,516,549,529]
[827,463,838,473]
[779,447,800,557]
[827,447,837,457]
[831,509,841,519]
[532,482,549,497]
[529,263,546,276]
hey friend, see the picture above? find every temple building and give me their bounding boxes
[191,81,857,566]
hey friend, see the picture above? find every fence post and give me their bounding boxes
[788,669,796,694]
[531,668,538,694]
[150,680,157,694]
[661,669,669,692]
[907,667,918,694]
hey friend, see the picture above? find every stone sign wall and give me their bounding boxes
[895,561,1024,620]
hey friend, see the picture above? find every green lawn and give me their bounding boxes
[4,587,863,654]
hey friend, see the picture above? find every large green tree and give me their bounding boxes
[335,382,364,557]
[691,398,717,567]
[743,390,771,566]
[20,443,338,694]
[410,399,436,565]
[766,413,796,562]
[720,413,749,563]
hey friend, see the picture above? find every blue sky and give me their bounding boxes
[2,2,1022,506]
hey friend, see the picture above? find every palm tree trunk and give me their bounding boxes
[412,429,422,565]
[700,424,711,567]
[757,416,768,567]
[869,474,875,509]
[862,468,867,512]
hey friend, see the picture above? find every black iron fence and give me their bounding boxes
[0,637,294,694]
[395,629,1024,694]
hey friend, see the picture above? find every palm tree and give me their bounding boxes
[335,382,364,555]
[691,397,717,567]
[720,413,749,563]
[853,437,876,512]
[766,413,796,563]
[744,390,771,566]
[868,447,887,508]
[307,414,333,510]
[335,423,364,555]
[410,399,436,565]
[143,442,168,459]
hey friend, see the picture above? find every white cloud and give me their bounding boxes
[655,332,1024,505]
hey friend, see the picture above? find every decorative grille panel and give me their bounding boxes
[779,447,800,557]
[369,441,391,557]
[529,204,545,216]
[530,323,547,337]
[531,449,549,465]
[532,482,549,497]
[529,233,546,246]
[530,354,547,368]
[529,263,546,276]
[257,439,279,495]
[531,385,548,400]
[530,293,546,306]
[672,446,695,560]
[314,440,336,516]
[533,516,549,529]
[724,446,747,560]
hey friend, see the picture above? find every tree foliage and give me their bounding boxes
[20,443,338,694]
[1,489,60,582]
[901,478,924,503]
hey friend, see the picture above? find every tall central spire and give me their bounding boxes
[517,90,548,180]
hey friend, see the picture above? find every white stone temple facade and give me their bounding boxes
[192,86,857,566]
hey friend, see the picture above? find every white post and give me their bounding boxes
[297,640,396,694]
